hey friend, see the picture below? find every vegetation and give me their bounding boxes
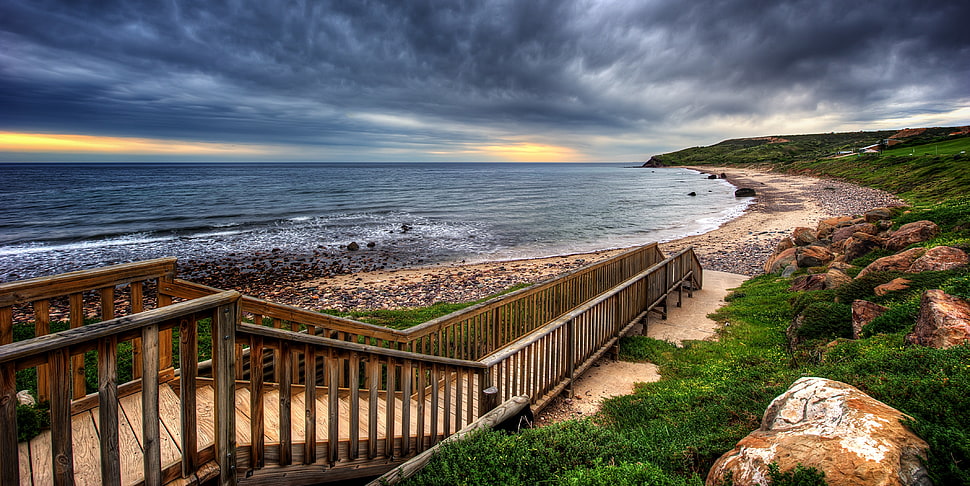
[406,133,970,485]
[321,283,531,329]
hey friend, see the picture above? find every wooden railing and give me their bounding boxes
[0,243,701,485]
[479,248,700,411]
[0,290,241,486]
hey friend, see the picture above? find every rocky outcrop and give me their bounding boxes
[907,246,968,273]
[905,290,970,349]
[792,227,818,246]
[858,248,926,278]
[874,278,911,297]
[640,156,664,168]
[765,247,797,274]
[824,268,853,290]
[831,223,878,246]
[735,188,757,197]
[885,221,940,251]
[707,377,931,486]
[864,207,895,223]
[842,233,884,263]
[852,300,888,339]
[796,245,834,268]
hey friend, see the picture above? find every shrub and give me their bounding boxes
[861,299,919,337]
[16,403,49,442]
[555,461,702,486]
[793,302,852,342]
[766,463,827,486]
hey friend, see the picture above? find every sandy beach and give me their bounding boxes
[201,165,900,311]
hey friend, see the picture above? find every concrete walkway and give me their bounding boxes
[536,270,749,423]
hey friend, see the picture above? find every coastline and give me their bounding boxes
[241,165,903,311]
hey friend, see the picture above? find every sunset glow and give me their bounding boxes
[0,132,272,155]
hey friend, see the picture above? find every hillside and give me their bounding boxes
[646,126,966,169]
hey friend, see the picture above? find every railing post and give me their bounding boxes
[213,301,239,485]
[0,363,18,486]
[479,367,498,416]
[566,318,576,396]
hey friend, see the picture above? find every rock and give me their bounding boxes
[821,215,855,228]
[885,221,940,251]
[17,390,35,406]
[775,237,795,254]
[905,290,970,349]
[816,220,837,239]
[706,377,931,486]
[874,278,912,297]
[720,173,727,179]
[843,233,885,263]
[831,223,878,246]
[852,300,888,338]
[346,242,360,251]
[781,264,798,278]
[796,245,834,268]
[765,247,797,274]
[790,274,827,292]
[907,246,968,273]
[366,241,377,248]
[828,261,854,271]
[858,248,927,278]
[734,188,756,197]
[707,174,717,179]
[792,227,818,246]
[865,207,895,223]
[824,268,853,290]
[688,191,697,196]
[640,156,664,168]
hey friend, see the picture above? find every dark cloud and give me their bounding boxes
[1,0,968,159]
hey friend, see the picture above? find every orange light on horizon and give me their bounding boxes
[0,132,272,155]
[474,142,584,162]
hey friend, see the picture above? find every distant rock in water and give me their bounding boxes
[687,192,697,196]
[640,156,664,168]
[707,174,717,179]
[734,188,756,197]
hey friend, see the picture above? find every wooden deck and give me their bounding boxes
[2,245,702,485]
[18,376,479,485]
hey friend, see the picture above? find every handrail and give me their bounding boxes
[0,290,241,486]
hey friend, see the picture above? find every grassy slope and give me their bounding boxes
[405,133,970,486]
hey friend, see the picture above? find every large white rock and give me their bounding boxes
[706,377,930,486]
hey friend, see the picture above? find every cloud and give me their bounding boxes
[0,0,968,161]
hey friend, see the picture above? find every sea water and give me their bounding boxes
[0,162,749,281]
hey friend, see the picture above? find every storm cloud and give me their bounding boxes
[1,0,968,161]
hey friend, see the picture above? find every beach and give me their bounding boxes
[177,165,903,311]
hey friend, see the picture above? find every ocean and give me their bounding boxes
[0,162,749,282]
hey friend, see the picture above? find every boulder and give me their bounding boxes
[707,174,718,179]
[858,248,927,278]
[688,191,697,196]
[706,377,931,486]
[790,274,827,292]
[864,207,895,223]
[346,242,360,251]
[905,290,970,349]
[775,237,795,254]
[17,390,35,406]
[765,247,797,274]
[735,188,757,197]
[831,223,878,246]
[907,246,969,273]
[843,232,885,263]
[792,227,818,246]
[796,245,834,268]
[719,173,727,179]
[852,300,888,339]
[874,278,912,297]
[824,268,853,290]
[816,220,837,239]
[885,221,940,251]
[821,215,855,228]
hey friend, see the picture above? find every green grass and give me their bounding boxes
[406,196,970,485]
[879,136,970,157]
[320,283,531,329]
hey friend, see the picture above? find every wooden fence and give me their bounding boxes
[0,243,701,485]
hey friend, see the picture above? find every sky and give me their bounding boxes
[1,0,969,163]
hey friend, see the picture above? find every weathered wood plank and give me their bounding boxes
[98,335,121,486]
[0,363,18,485]
[212,302,238,485]
[49,348,73,485]
[249,336,265,469]
[141,323,162,486]
[304,346,317,464]
[70,293,87,399]
[278,341,292,466]
[0,258,177,308]
[179,316,199,478]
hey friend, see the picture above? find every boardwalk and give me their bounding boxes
[1,244,701,485]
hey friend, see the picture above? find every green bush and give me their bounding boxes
[555,461,702,486]
[789,290,836,319]
[861,299,920,337]
[16,403,49,442]
[833,272,901,304]
[793,302,852,342]
[766,463,827,486]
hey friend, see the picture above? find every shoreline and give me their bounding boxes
[220,165,902,311]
